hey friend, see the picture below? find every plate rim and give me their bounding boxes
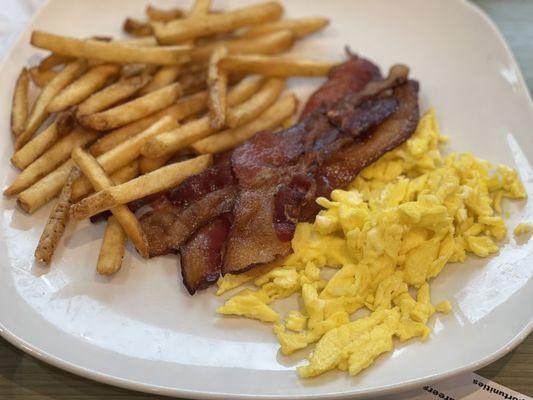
[0,0,532,398]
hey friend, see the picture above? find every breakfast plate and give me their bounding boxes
[1,0,532,398]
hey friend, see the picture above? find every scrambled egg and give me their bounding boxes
[216,109,526,378]
[514,222,532,236]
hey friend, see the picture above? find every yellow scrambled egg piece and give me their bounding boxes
[514,222,532,236]
[216,109,526,377]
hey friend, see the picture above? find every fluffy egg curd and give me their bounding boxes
[216,109,527,378]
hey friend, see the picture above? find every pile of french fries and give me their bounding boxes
[6,0,337,276]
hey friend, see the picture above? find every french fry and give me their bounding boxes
[192,93,297,154]
[77,74,151,116]
[70,154,212,220]
[29,67,58,87]
[146,5,185,22]
[123,18,153,37]
[119,36,159,47]
[89,91,208,156]
[219,55,338,77]
[207,46,228,129]
[71,147,149,258]
[47,64,121,112]
[139,155,172,173]
[189,0,212,16]
[154,2,283,44]
[190,29,294,63]
[16,60,87,150]
[5,127,100,195]
[241,17,329,38]
[139,66,181,95]
[16,158,137,214]
[141,75,264,158]
[226,77,285,128]
[78,82,181,131]
[34,167,80,265]
[11,68,30,136]
[97,216,127,275]
[178,71,207,95]
[38,53,72,71]
[18,159,76,214]
[72,116,178,200]
[12,122,59,169]
[56,107,78,137]
[31,31,191,65]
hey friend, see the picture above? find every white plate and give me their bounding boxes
[1,0,532,398]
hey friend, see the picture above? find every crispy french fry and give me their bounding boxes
[110,160,140,185]
[11,68,30,136]
[29,67,58,87]
[97,216,127,275]
[16,60,87,150]
[178,71,207,95]
[123,18,153,37]
[141,75,264,158]
[47,64,121,112]
[89,91,208,156]
[70,155,212,219]
[226,77,284,128]
[219,55,337,77]
[139,154,172,173]
[78,82,181,131]
[207,46,228,129]
[155,2,283,44]
[190,29,294,63]
[119,36,159,47]
[34,167,80,265]
[12,122,59,169]
[77,74,151,116]
[192,93,297,154]
[242,17,329,38]
[71,147,149,258]
[5,127,100,195]
[189,0,212,16]
[31,31,191,65]
[146,5,185,22]
[72,116,178,200]
[38,53,72,71]
[139,66,181,95]
[18,159,76,213]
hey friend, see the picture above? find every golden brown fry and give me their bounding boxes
[119,36,159,47]
[5,127,100,196]
[226,77,284,128]
[38,53,72,71]
[192,93,297,154]
[77,74,151,116]
[207,46,228,129]
[47,64,121,112]
[70,155,212,220]
[31,31,191,65]
[12,122,59,169]
[141,76,264,158]
[178,71,207,95]
[139,66,181,95]
[89,91,208,156]
[190,29,294,63]
[71,147,149,258]
[219,55,338,77]
[34,167,80,265]
[109,160,140,185]
[241,17,329,38]
[146,5,185,22]
[18,159,75,214]
[139,155,172,173]
[155,1,283,44]
[189,0,212,16]
[78,82,181,131]
[29,67,58,87]
[56,106,78,137]
[11,68,30,136]
[16,60,87,150]
[72,116,178,200]
[97,216,127,275]
[123,18,153,37]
